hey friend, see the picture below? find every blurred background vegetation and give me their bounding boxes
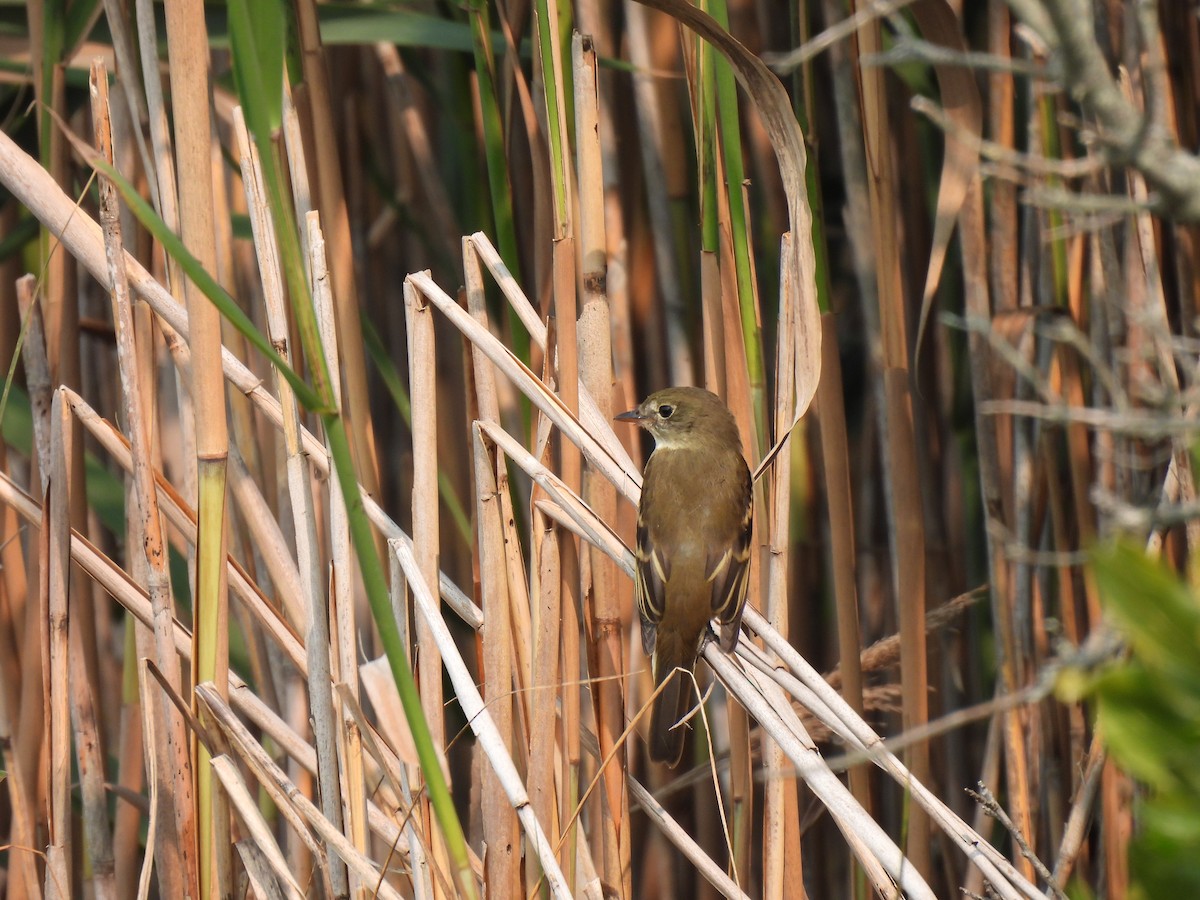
[1,0,1199,898]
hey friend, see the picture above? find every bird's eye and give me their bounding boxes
[657,404,674,419]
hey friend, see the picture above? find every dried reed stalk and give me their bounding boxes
[162,2,228,895]
[405,275,455,898]
[761,233,803,898]
[572,34,630,896]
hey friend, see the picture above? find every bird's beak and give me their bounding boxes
[614,408,644,422]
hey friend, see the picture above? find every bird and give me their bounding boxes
[615,387,753,767]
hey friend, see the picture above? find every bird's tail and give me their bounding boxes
[648,634,698,767]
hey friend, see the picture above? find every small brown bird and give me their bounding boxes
[616,387,753,767]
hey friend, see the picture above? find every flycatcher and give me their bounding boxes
[616,387,753,766]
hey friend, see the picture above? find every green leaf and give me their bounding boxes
[230,0,286,132]
[318,6,482,52]
[1092,543,1200,682]
[1088,542,1200,898]
[1093,667,1199,791]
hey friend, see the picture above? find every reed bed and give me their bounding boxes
[1,1,1199,898]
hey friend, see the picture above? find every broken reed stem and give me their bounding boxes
[464,239,521,896]
[404,275,451,894]
[473,427,521,897]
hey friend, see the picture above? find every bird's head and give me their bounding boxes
[614,386,741,451]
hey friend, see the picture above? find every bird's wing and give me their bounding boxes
[707,458,753,652]
[634,517,669,657]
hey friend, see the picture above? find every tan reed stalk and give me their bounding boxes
[281,89,315,235]
[44,392,72,900]
[463,240,520,895]
[547,321,583,897]
[460,265,534,738]
[77,67,131,900]
[529,508,564,849]
[84,73,197,900]
[1042,342,1089,794]
[849,0,931,877]
[41,53,108,866]
[573,15,635,414]
[572,5,635,417]
[530,328,583,894]
[132,0,182,288]
[572,34,631,896]
[117,251,156,898]
[404,277,452,898]
[98,0,153,191]
[130,0,197,562]
[718,222,756,889]
[530,0,586,882]
[473,428,521,895]
[761,234,803,898]
[0,301,37,900]
[161,2,227,894]
[9,274,45,900]
[554,227,586,896]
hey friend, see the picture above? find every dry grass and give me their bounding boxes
[1,1,1199,898]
